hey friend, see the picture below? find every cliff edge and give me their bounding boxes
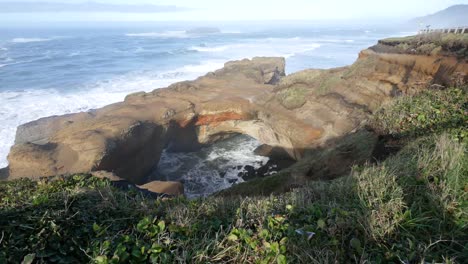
[5,34,468,184]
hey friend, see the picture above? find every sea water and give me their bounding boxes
[0,23,413,196]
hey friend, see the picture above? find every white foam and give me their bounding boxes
[0,57,13,68]
[178,61,225,73]
[11,38,53,43]
[68,52,81,57]
[157,135,268,198]
[125,31,189,38]
[314,38,353,43]
[189,45,231,52]
[0,61,223,168]
[0,59,34,69]
[266,37,302,41]
[190,38,321,60]
[206,136,268,171]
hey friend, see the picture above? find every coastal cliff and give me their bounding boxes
[5,34,468,184]
[1,33,467,263]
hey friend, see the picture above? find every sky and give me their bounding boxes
[0,0,467,23]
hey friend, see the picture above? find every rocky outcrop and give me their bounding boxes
[5,43,468,184]
[7,57,290,184]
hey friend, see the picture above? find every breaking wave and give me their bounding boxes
[0,60,224,168]
[11,38,53,43]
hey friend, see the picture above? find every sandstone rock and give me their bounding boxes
[5,46,467,185]
[138,181,184,196]
[7,57,295,183]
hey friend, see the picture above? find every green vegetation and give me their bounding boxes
[342,55,378,79]
[275,68,347,105]
[378,33,468,57]
[277,69,324,88]
[1,87,467,263]
[222,130,378,197]
[276,85,308,110]
[373,87,467,143]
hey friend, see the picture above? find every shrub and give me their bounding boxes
[372,87,468,143]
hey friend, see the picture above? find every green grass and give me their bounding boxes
[220,130,378,197]
[277,69,324,88]
[1,134,466,263]
[378,33,468,57]
[274,68,349,109]
[372,87,467,143]
[217,171,296,196]
[1,87,467,263]
[275,86,308,110]
[342,54,378,79]
[379,36,417,45]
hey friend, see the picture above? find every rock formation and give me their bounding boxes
[5,41,468,185]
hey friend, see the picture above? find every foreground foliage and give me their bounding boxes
[0,87,467,263]
[373,87,467,143]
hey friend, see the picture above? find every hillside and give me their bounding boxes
[410,5,468,28]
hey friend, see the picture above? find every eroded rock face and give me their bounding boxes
[7,57,289,184]
[5,48,468,184]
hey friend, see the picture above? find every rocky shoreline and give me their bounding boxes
[3,34,467,195]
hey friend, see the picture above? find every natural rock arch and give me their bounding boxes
[5,50,467,184]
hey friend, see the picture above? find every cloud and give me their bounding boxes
[0,1,190,13]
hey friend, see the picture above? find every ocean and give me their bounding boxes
[0,23,412,196]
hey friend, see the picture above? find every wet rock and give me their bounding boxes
[219,171,227,178]
[228,178,238,184]
[255,159,296,177]
[254,144,292,160]
[238,165,259,181]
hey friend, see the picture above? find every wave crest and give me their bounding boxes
[11,38,53,43]
[0,60,223,167]
[125,31,188,38]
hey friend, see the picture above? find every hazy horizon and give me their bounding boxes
[0,0,467,26]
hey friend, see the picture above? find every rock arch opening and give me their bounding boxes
[150,134,272,198]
